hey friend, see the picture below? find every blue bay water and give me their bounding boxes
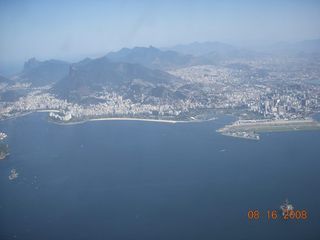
[0,113,320,240]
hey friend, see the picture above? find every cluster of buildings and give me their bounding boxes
[0,56,319,122]
[256,91,316,119]
[1,90,202,121]
[170,59,320,120]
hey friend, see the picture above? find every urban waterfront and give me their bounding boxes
[0,113,319,240]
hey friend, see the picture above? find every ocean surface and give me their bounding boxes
[0,113,319,240]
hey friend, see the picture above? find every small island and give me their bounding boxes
[217,118,320,140]
[0,145,9,160]
[0,132,9,160]
[0,132,7,141]
[8,169,18,180]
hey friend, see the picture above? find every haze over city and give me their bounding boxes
[1,1,320,239]
[1,0,320,74]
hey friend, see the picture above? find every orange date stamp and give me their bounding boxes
[247,209,308,221]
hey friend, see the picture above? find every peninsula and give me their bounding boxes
[217,118,320,140]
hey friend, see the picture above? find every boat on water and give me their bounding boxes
[280,199,294,216]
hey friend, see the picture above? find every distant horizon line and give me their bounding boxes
[1,37,319,77]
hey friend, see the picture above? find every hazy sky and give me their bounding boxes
[1,0,320,70]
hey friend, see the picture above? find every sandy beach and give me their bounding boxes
[51,116,216,125]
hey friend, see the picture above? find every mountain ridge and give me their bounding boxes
[14,58,69,87]
[105,46,194,70]
[53,56,182,102]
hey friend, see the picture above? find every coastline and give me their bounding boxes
[217,118,320,140]
[89,117,179,123]
[51,116,217,125]
[0,109,59,121]
[0,108,220,125]
[2,110,217,125]
[220,132,260,141]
